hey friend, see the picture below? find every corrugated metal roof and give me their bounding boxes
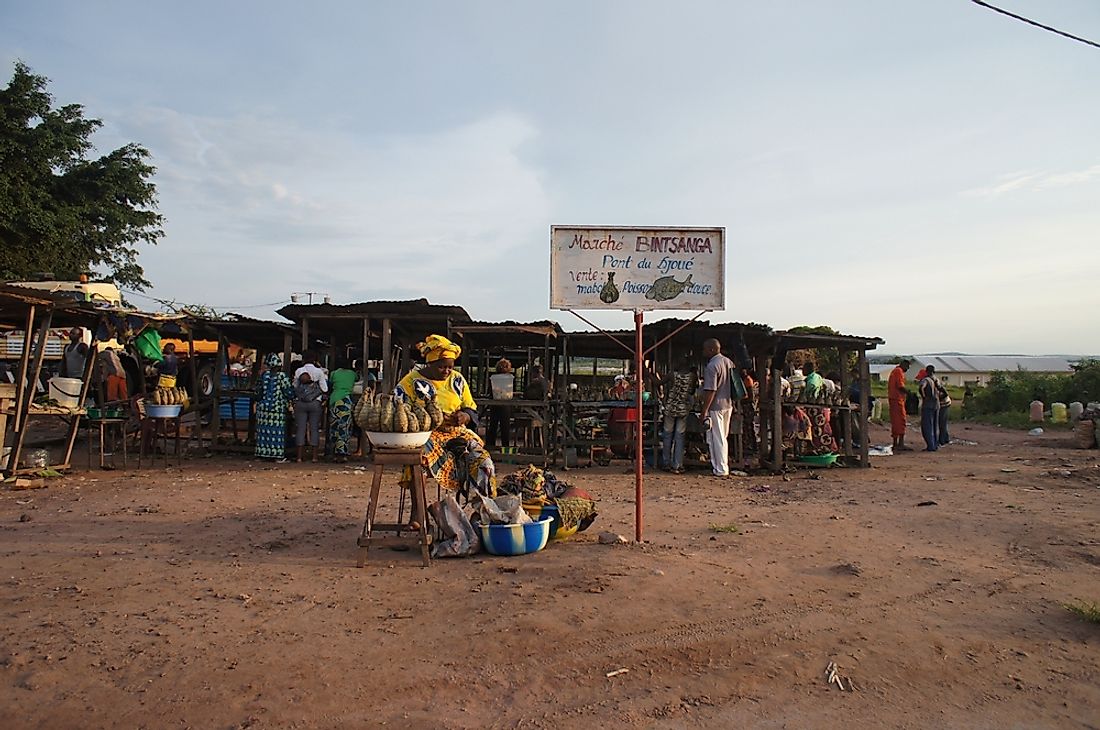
[277,299,470,322]
[911,355,1074,373]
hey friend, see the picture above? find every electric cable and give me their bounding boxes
[970,0,1100,50]
[121,288,290,311]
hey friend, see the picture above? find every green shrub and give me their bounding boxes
[965,360,1100,417]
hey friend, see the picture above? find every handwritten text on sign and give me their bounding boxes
[550,226,725,311]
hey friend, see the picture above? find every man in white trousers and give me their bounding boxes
[699,338,735,476]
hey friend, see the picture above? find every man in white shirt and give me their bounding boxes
[699,338,736,477]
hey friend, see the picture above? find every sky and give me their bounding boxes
[2,0,1099,355]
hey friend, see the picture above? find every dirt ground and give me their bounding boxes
[2,421,1099,729]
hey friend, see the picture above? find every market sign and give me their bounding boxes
[549,226,725,311]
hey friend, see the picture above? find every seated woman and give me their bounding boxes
[395,334,495,502]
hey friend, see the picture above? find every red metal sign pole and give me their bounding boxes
[634,309,644,543]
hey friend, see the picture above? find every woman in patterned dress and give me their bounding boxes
[327,357,357,462]
[255,353,294,460]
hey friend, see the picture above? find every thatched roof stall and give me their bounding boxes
[0,285,102,476]
[187,314,318,451]
[276,299,471,392]
[760,329,885,470]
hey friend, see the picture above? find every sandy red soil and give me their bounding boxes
[2,421,1099,729]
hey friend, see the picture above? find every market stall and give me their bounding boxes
[0,284,101,476]
[276,298,471,393]
[449,320,563,466]
[559,318,774,470]
[189,313,313,452]
[761,329,885,470]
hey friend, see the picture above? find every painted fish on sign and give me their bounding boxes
[644,274,692,302]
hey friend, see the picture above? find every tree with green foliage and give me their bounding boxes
[0,62,163,289]
[786,325,856,377]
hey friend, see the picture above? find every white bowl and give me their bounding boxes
[146,404,182,418]
[365,431,433,450]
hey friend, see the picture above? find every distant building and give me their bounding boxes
[869,363,895,382]
[908,355,1075,387]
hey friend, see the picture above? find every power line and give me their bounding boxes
[121,289,289,311]
[970,0,1100,50]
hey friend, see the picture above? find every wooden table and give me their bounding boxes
[87,418,128,469]
[357,448,432,567]
[478,398,555,466]
[139,415,182,468]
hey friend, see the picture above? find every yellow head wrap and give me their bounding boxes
[417,334,461,362]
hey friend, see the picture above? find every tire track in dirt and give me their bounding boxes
[365,573,1000,726]
[572,572,983,659]
[478,575,1012,728]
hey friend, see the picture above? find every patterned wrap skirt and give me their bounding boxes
[402,425,496,501]
[329,395,353,456]
[255,407,288,459]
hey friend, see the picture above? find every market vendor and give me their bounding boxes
[485,358,512,449]
[395,334,495,502]
[157,342,179,388]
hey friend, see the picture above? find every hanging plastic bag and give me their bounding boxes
[475,493,531,526]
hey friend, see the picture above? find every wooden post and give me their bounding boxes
[130,338,147,398]
[301,317,310,352]
[633,310,643,543]
[61,337,99,469]
[460,332,470,384]
[367,318,376,375]
[756,354,769,469]
[480,348,487,395]
[187,328,199,402]
[398,341,412,384]
[221,336,239,441]
[839,348,853,459]
[380,318,392,392]
[10,307,53,474]
[771,366,783,471]
[11,305,34,433]
[211,335,223,440]
[282,332,292,369]
[859,350,871,468]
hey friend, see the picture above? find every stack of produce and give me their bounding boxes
[151,386,189,409]
[353,393,443,433]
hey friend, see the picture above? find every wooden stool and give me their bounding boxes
[357,448,432,567]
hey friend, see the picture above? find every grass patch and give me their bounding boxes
[1064,601,1100,624]
[709,522,740,534]
[961,411,1073,431]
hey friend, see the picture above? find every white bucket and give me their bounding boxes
[48,376,83,408]
[490,373,514,400]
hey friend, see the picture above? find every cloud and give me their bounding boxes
[99,106,551,311]
[1034,164,1100,190]
[962,164,1100,198]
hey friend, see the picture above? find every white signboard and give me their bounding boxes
[550,226,725,311]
